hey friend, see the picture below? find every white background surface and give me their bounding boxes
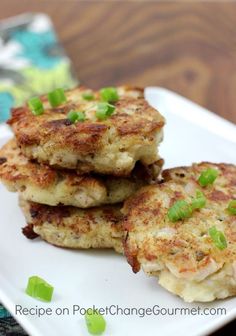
[0,87,235,336]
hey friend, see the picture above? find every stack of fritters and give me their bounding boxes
[1,85,236,303]
[0,86,165,253]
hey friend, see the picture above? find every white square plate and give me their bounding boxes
[0,87,235,336]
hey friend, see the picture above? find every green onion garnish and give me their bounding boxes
[191,190,206,210]
[85,308,106,335]
[168,200,193,222]
[208,226,227,250]
[96,102,115,120]
[25,276,54,302]
[67,110,85,123]
[227,200,236,215]
[67,110,78,123]
[28,97,44,115]
[100,87,119,103]
[48,88,67,107]
[82,91,94,101]
[198,168,218,187]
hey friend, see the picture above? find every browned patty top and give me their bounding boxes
[123,162,236,276]
[8,85,164,156]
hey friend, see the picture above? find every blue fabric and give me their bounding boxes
[0,92,14,122]
[0,13,77,123]
[11,30,61,69]
[0,305,11,319]
[0,304,27,335]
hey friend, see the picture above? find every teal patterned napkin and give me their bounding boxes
[0,303,27,335]
[0,12,78,122]
[0,305,11,319]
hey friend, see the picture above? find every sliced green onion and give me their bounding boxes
[227,200,236,215]
[48,88,67,107]
[25,276,54,302]
[82,91,94,101]
[168,200,193,222]
[67,111,78,123]
[76,112,86,122]
[96,102,115,120]
[85,308,106,335]
[100,87,119,103]
[198,168,218,187]
[191,190,206,210]
[208,226,227,250]
[28,97,44,115]
[67,110,85,123]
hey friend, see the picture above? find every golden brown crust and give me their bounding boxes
[20,198,124,253]
[0,139,163,207]
[8,86,164,176]
[123,162,236,302]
